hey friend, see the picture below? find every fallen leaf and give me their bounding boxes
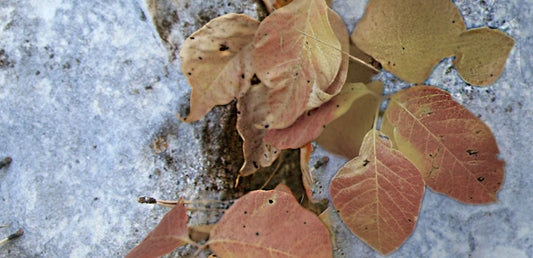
[330,129,425,255]
[300,143,315,202]
[179,13,259,122]
[265,82,369,149]
[209,189,333,257]
[237,83,280,176]
[253,0,342,128]
[126,198,190,258]
[381,86,505,203]
[315,81,383,159]
[345,43,380,84]
[453,27,514,86]
[352,0,466,83]
[318,207,337,249]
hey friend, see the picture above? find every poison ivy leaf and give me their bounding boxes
[453,27,514,86]
[381,86,505,203]
[179,13,259,122]
[126,198,190,258]
[346,43,380,84]
[253,0,342,129]
[237,83,280,176]
[330,129,425,255]
[209,189,333,257]
[264,81,367,149]
[352,0,466,83]
[315,81,383,159]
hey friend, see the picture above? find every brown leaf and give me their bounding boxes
[330,129,425,255]
[179,13,259,122]
[253,0,342,129]
[346,43,380,84]
[237,84,280,176]
[126,198,190,258]
[264,82,367,149]
[209,189,333,257]
[315,81,383,159]
[381,86,505,203]
[453,27,514,86]
[352,0,465,83]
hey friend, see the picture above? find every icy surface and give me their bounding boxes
[0,0,531,257]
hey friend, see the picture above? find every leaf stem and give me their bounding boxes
[295,29,380,73]
[259,154,284,190]
[0,229,23,246]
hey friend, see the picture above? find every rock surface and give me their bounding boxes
[0,0,531,257]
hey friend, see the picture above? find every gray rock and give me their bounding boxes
[0,0,530,257]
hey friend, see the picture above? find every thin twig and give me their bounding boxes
[259,155,284,190]
[0,229,23,246]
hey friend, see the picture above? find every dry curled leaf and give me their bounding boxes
[179,13,259,122]
[352,0,465,83]
[208,189,332,257]
[315,81,383,159]
[381,86,505,204]
[330,129,425,255]
[126,198,190,258]
[262,0,332,13]
[237,83,280,176]
[253,0,342,129]
[453,27,514,86]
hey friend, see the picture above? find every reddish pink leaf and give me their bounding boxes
[209,190,333,257]
[126,198,190,258]
[253,0,342,129]
[381,86,505,203]
[330,130,425,255]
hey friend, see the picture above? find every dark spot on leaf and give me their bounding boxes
[336,105,340,108]
[264,124,269,129]
[408,219,412,222]
[237,111,241,115]
[243,225,246,228]
[363,159,370,167]
[307,80,310,83]
[322,125,326,128]
[244,211,248,214]
[286,210,289,213]
[402,47,405,50]
[268,199,274,204]
[250,74,261,85]
[466,149,478,155]
[452,20,456,23]
[241,74,245,79]
[475,130,482,134]
[477,177,485,182]
[303,221,307,225]
[307,111,311,116]
[198,56,203,60]
[378,134,389,140]
[187,72,192,76]
[255,232,260,236]
[219,44,229,51]
[253,161,258,169]
[189,36,195,40]
[490,74,494,77]
[364,226,368,230]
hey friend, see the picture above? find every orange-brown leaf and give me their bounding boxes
[126,198,189,258]
[209,189,332,257]
[300,143,315,202]
[381,86,505,203]
[253,0,342,129]
[330,129,425,255]
[352,0,465,83]
[179,13,259,122]
[237,84,280,176]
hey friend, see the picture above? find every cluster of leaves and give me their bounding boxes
[129,0,514,256]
